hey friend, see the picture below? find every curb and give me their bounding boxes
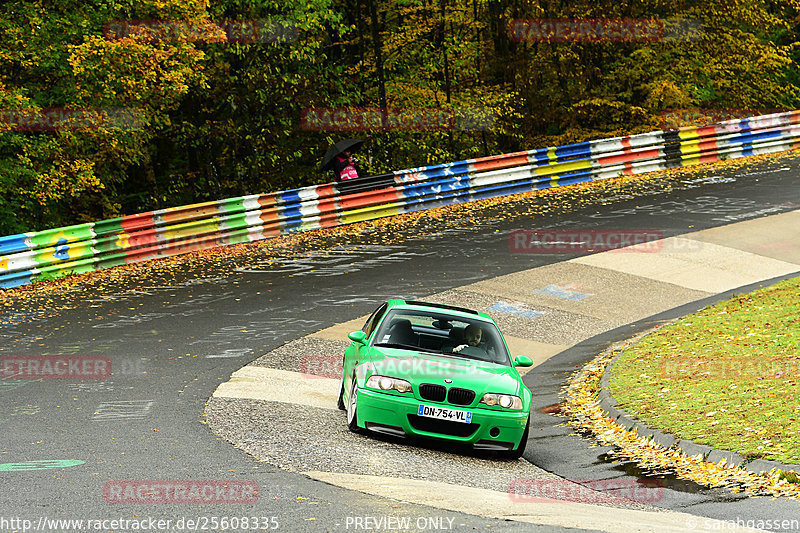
[595,286,800,477]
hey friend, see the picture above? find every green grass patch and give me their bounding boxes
[609,276,800,465]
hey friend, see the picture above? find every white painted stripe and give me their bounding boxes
[4,250,38,271]
[298,188,320,202]
[469,166,535,187]
[244,211,263,227]
[592,132,663,153]
[299,203,322,217]
[241,195,262,212]
[630,160,667,173]
[213,366,340,411]
[570,237,800,293]
[300,216,322,230]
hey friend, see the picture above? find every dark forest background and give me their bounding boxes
[1,0,798,233]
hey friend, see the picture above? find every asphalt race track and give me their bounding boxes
[2,154,799,532]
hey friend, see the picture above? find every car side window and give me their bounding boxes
[362,303,388,338]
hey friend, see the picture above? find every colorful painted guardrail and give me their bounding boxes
[1,110,799,289]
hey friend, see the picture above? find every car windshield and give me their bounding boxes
[372,308,511,366]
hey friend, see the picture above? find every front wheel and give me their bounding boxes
[346,378,361,433]
[502,418,529,459]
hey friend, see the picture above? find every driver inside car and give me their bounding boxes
[452,324,493,359]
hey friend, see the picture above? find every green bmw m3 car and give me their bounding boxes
[338,299,534,458]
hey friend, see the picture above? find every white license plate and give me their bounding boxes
[417,404,473,424]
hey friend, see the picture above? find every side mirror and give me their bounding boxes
[513,355,533,368]
[348,330,367,344]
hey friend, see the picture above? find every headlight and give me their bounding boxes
[481,393,523,410]
[366,375,412,393]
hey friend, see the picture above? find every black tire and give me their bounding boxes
[346,378,361,433]
[503,418,529,459]
[337,381,346,410]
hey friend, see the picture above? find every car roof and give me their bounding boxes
[386,299,495,322]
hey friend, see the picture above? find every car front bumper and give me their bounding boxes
[355,388,529,450]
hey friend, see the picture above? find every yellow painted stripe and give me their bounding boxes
[534,159,592,176]
[339,202,404,225]
[678,128,700,141]
[160,218,221,240]
[679,139,702,154]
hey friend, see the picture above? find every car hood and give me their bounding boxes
[366,347,524,396]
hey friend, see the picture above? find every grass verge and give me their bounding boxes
[609,276,800,465]
[563,333,800,498]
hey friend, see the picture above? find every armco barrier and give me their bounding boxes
[1,110,799,289]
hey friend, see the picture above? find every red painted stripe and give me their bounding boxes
[697,125,718,138]
[318,211,340,227]
[316,198,339,225]
[698,139,718,152]
[160,203,219,224]
[596,148,660,166]
[120,212,155,232]
[314,184,337,201]
[125,228,159,249]
[338,188,401,210]
[473,150,529,164]
[472,153,530,172]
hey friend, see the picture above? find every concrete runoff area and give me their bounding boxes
[209,209,800,532]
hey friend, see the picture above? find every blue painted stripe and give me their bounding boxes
[558,174,594,186]
[555,142,592,160]
[529,148,552,164]
[402,196,463,213]
[278,190,303,206]
[488,301,545,320]
[552,169,594,184]
[469,180,534,200]
[280,205,303,226]
[398,177,471,199]
[396,163,471,181]
[534,284,594,301]
[724,130,782,145]
[0,234,30,255]
[395,158,473,179]
[398,186,472,213]
[0,270,35,289]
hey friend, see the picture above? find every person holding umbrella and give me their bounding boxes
[320,139,364,182]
